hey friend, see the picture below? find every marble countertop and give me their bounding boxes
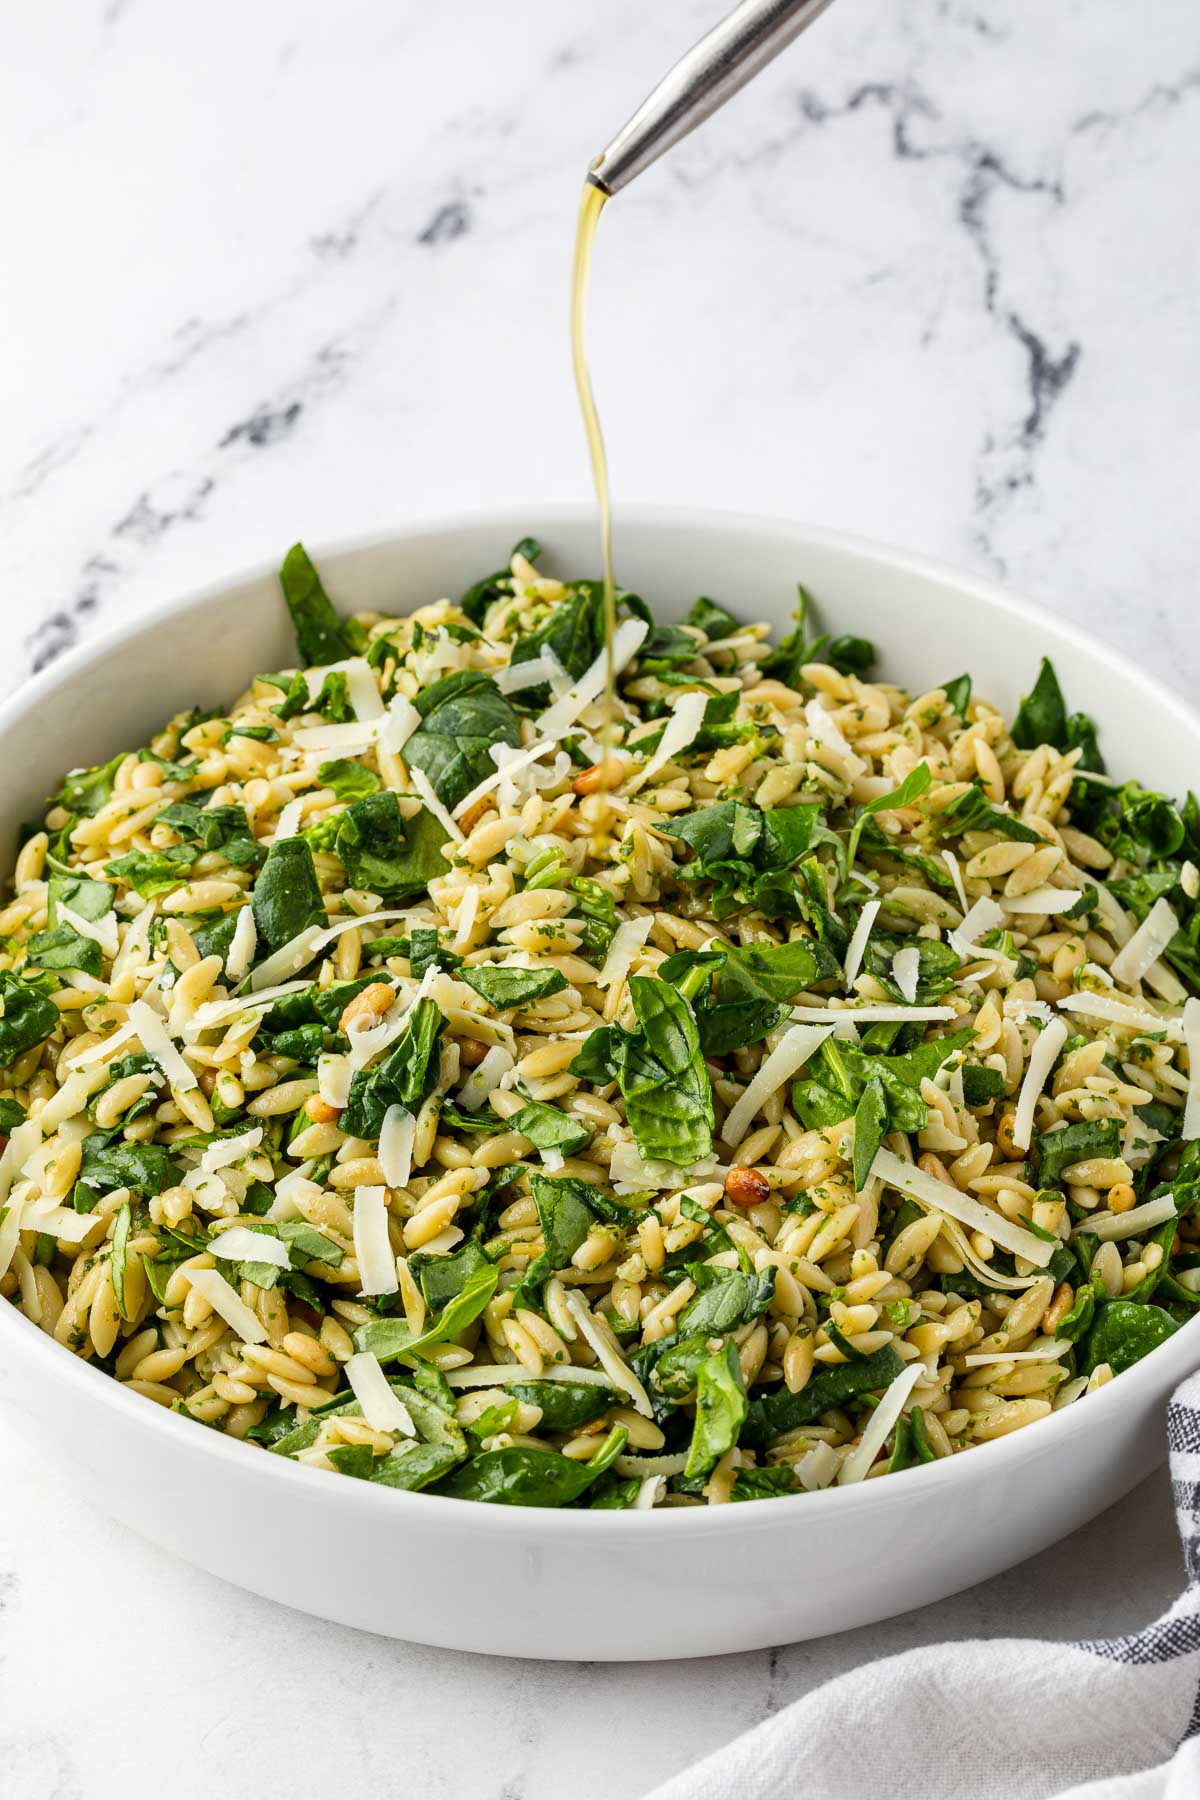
[1,0,1198,1793]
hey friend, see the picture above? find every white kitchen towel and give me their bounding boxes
[645,1370,1200,1800]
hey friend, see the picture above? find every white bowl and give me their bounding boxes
[1,507,1197,1661]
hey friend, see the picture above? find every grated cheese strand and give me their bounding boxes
[1011,1016,1068,1152]
[129,1000,198,1092]
[210,1227,290,1269]
[597,915,654,989]
[184,1267,268,1344]
[410,767,465,844]
[562,1289,654,1418]
[378,1104,416,1188]
[535,618,649,739]
[353,1185,398,1296]
[224,905,258,984]
[627,691,708,794]
[57,901,119,959]
[722,1025,833,1148]
[837,1363,924,1485]
[201,1126,263,1172]
[872,1146,1054,1267]
[1077,1195,1179,1243]
[1110,897,1181,989]
[891,946,920,1005]
[345,1351,416,1436]
[451,738,556,823]
[842,899,880,988]
[1056,992,1184,1042]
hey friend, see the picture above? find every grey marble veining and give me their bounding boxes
[1,1,1198,1794]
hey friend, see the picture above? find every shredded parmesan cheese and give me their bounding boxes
[247,924,325,993]
[872,1146,1054,1266]
[562,1289,653,1418]
[962,1340,1071,1368]
[313,910,417,950]
[1110,898,1180,989]
[201,1126,263,1172]
[224,905,258,984]
[942,849,968,913]
[804,698,867,778]
[597,915,654,988]
[1056,992,1184,1041]
[292,720,378,756]
[1011,1016,1068,1152]
[345,1350,415,1436]
[379,1104,415,1187]
[57,901,119,959]
[446,1361,617,1391]
[891,946,920,1005]
[185,978,313,1036]
[451,737,556,823]
[352,1185,398,1296]
[837,1362,924,1485]
[842,899,880,988]
[377,694,420,756]
[453,883,480,953]
[457,1045,515,1113]
[110,904,155,982]
[184,1267,269,1343]
[24,1203,103,1245]
[535,618,649,739]
[129,1000,198,1092]
[628,692,708,794]
[722,1025,833,1147]
[318,1053,353,1110]
[271,798,305,843]
[211,1227,290,1268]
[493,654,557,694]
[949,896,1006,958]
[266,1169,323,1224]
[1000,886,1084,917]
[345,659,384,722]
[1075,1195,1179,1242]
[789,1004,956,1025]
[410,766,464,844]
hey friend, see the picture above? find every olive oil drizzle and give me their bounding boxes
[570,178,616,761]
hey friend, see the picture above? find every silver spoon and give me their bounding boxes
[589,0,838,196]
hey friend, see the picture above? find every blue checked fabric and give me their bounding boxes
[645,1373,1200,1800]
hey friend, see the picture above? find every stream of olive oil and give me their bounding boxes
[570,178,616,759]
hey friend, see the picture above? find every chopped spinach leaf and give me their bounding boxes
[279,542,353,666]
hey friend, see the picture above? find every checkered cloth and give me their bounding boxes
[645,1372,1200,1800]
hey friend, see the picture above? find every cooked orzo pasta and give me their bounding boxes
[1,537,1198,1507]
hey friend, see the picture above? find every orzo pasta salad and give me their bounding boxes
[1,538,1199,1509]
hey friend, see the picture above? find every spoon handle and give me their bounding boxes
[589,0,837,196]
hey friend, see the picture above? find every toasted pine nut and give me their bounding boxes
[724,1166,770,1209]
[339,982,395,1034]
[572,757,626,795]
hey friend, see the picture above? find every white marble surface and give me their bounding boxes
[1,0,1198,1793]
